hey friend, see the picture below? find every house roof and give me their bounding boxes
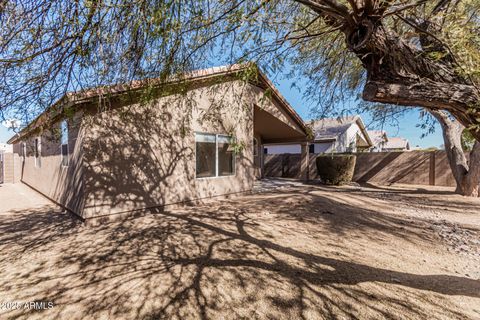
[384,137,410,150]
[310,116,373,147]
[8,64,307,144]
[367,130,389,147]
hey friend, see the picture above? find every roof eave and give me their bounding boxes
[354,117,373,147]
[255,71,308,136]
[7,63,309,143]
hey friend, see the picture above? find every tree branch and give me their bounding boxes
[383,0,429,17]
[293,0,353,27]
[363,80,480,141]
[363,80,478,111]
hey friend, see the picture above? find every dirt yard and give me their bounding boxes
[0,180,479,319]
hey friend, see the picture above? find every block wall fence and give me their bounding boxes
[264,151,463,187]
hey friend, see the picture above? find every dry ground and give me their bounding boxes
[0,180,479,320]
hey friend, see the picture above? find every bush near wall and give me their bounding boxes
[316,154,357,185]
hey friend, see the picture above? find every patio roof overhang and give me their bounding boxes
[254,105,307,144]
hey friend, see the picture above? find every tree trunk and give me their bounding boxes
[466,142,480,196]
[430,110,480,196]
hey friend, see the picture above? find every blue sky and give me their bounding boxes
[275,79,443,149]
[0,125,12,143]
[0,74,443,148]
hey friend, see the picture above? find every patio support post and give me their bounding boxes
[300,142,309,181]
[260,144,265,179]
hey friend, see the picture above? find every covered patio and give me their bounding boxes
[252,103,309,180]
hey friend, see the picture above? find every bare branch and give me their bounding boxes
[383,0,429,17]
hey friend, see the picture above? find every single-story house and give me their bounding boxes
[7,64,309,221]
[265,115,372,154]
[367,130,389,152]
[383,137,411,151]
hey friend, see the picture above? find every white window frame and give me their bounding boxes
[195,132,236,179]
[60,120,69,167]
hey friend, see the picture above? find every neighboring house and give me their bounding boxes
[368,130,388,152]
[0,143,13,153]
[8,64,308,221]
[265,115,372,154]
[383,137,411,151]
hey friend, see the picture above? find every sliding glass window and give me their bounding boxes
[195,133,217,178]
[217,135,235,176]
[195,133,235,178]
[60,120,69,166]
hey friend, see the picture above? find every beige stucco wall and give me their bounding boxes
[81,80,258,219]
[12,153,22,183]
[12,112,85,214]
[11,78,304,220]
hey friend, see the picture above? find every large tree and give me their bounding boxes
[291,0,480,138]
[0,0,479,138]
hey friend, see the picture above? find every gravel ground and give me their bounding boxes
[0,181,479,319]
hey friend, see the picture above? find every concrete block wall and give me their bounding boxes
[264,151,462,187]
[3,153,15,183]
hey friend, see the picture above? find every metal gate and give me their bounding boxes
[0,152,4,184]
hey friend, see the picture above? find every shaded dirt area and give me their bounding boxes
[0,181,479,319]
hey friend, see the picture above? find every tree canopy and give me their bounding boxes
[1,0,479,139]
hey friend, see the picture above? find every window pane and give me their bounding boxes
[61,121,68,145]
[34,138,41,168]
[34,139,39,157]
[196,133,216,178]
[218,135,235,176]
[61,144,68,166]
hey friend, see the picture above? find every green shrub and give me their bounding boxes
[316,154,357,185]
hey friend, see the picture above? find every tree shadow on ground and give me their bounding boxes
[0,186,479,320]
[343,182,480,216]
[304,178,480,217]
